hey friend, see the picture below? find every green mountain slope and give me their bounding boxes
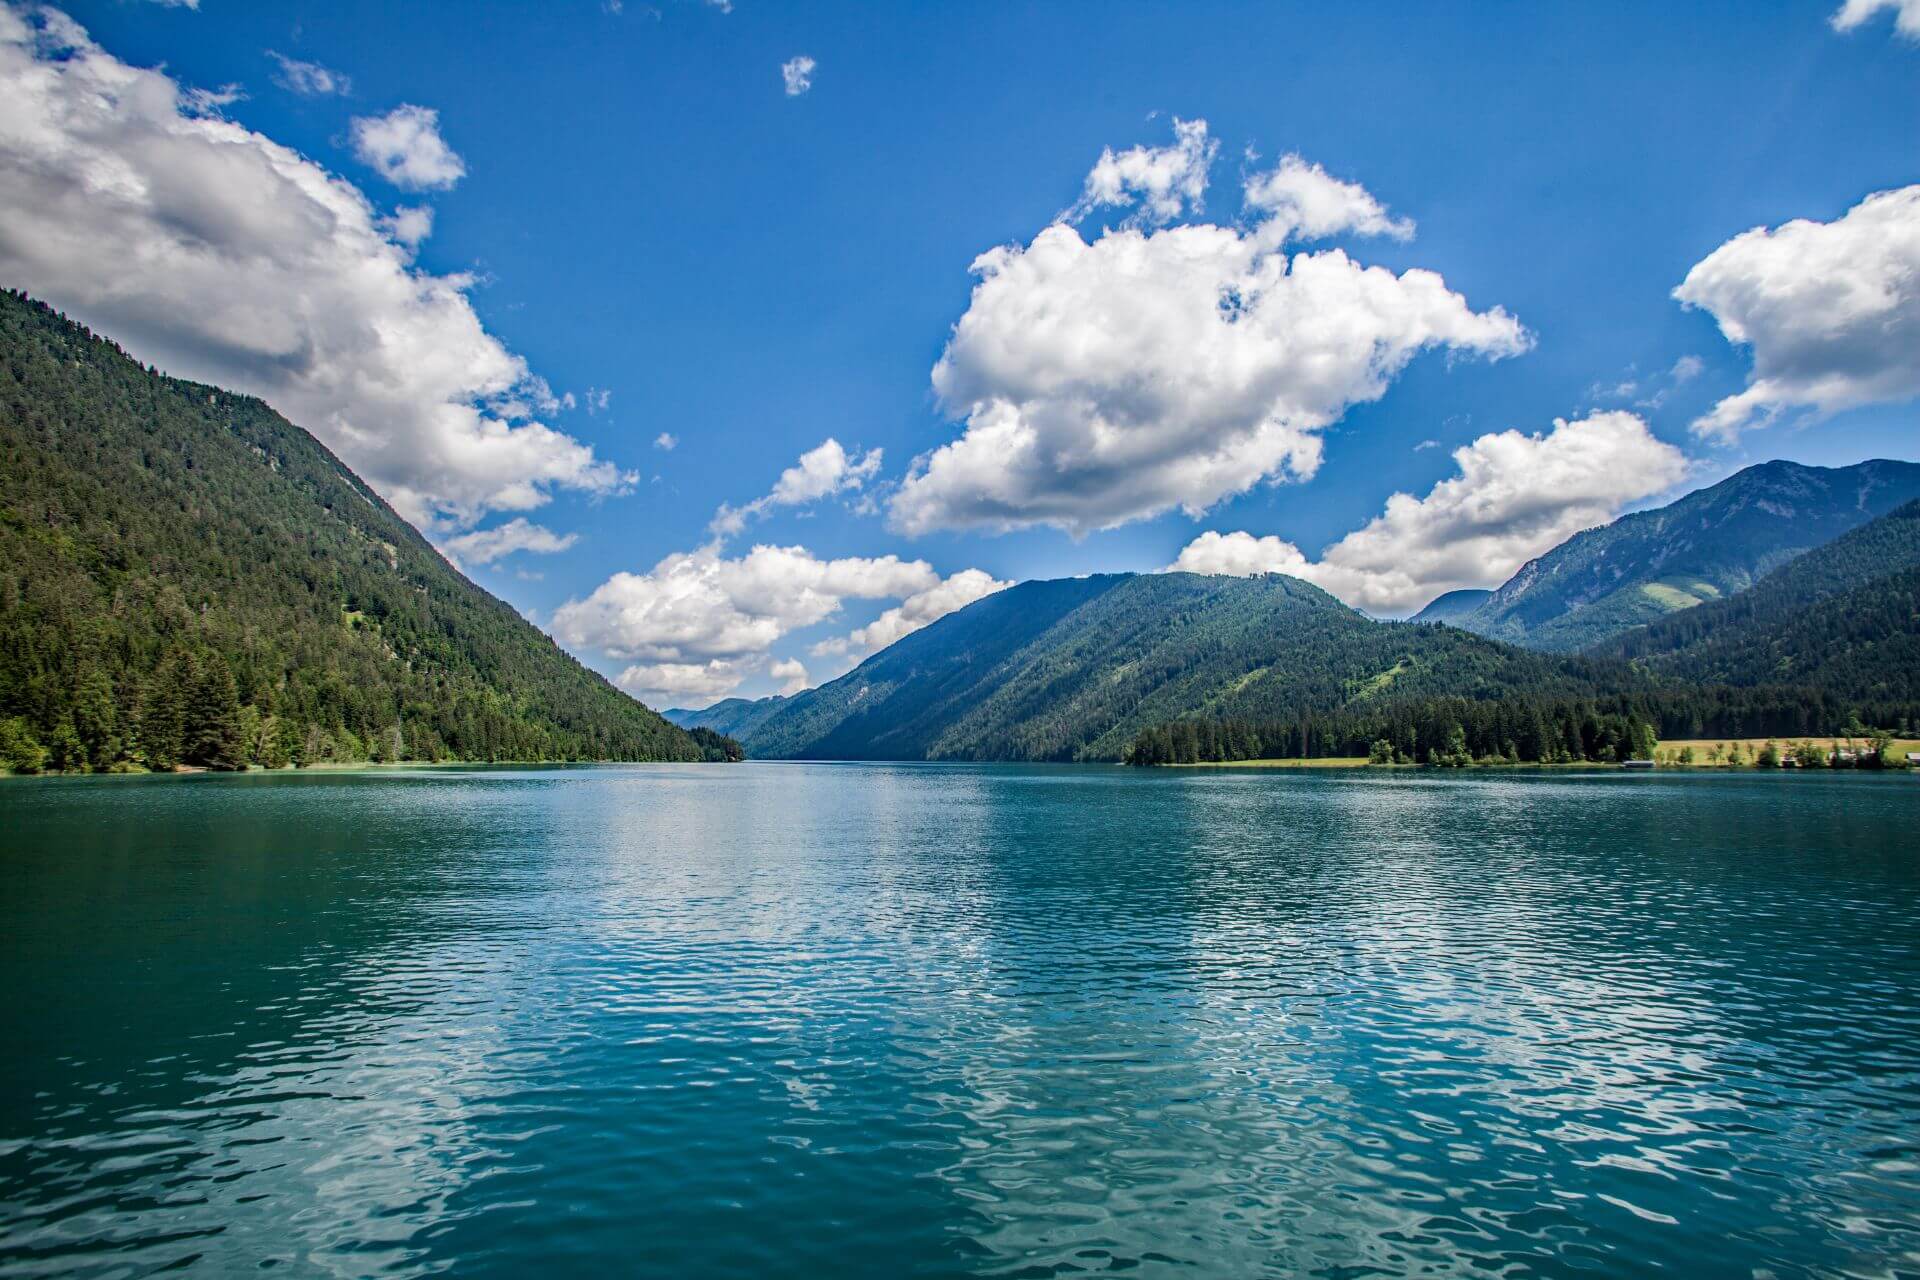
[1599,499,1920,701]
[1452,459,1920,651]
[0,290,724,771]
[1410,588,1492,624]
[744,574,1124,760]
[663,695,792,740]
[741,571,1631,762]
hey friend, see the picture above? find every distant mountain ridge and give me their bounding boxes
[670,463,1920,764]
[727,571,1632,761]
[1447,458,1920,651]
[0,289,725,771]
[1598,498,1920,702]
[1411,588,1492,624]
[663,695,792,740]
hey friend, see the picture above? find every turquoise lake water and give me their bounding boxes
[1,764,1916,1277]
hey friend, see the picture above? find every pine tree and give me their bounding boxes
[256,714,291,768]
[137,651,190,770]
[183,652,245,770]
[70,666,119,769]
[275,715,304,767]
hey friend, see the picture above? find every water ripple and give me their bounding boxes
[0,765,1916,1277]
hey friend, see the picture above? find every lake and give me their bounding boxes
[1,764,1916,1277]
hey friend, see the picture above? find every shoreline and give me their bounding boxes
[1159,759,1630,770]
[9,748,1916,779]
[0,758,721,780]
[1161,757,1372,769]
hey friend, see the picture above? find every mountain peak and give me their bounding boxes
[1448,456,1920,651]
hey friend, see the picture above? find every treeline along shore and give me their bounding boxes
[1124,689,1920,768]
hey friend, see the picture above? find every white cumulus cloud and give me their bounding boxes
[0,8,628,529]
[552,543,942,663]
[1241,153,1414,245]
[1067,116,1217,226]
[440,518,578,567]
[1169,411,1689,615]
[1832,0,1920,37]
[554,538,1008,700]
[770,437,883,504]
[782,55,815,96]
[1675,185,1920,441]
[383,204,433,246]
[1169,530,1313,580]
[769,657,809,695]
[811,567,1010,659]
[350,103,466,190]
[711,438,881,537]
[616,659,747,708]
[890,134,1527,537]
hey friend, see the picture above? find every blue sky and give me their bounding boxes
[4,0,1918,706]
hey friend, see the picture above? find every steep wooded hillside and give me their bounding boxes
[1452,459,1920,651]
[0,290,725,771]
[1599,499,1920,702]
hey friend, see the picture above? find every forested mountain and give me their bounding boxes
[1598,499,1920,701]
[1410,588,1491,624]
[1449,458,1920,651]
[1124,497,1920,767]
[0,290,728,772]
[735,571,1635,761]
[663,694,792,740]
[718,496,1920,765]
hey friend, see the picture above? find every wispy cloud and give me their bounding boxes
[710,438,880,538]
[268,50,350,97]
[441,518,580,566]
[781,55,815,96]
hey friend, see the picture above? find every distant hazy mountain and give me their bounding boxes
[0,290,724,771]
[736,572,1625,761]
[1599,498,1920,702]
[1411,588,1493,624]
[664,695,791,740]
[1449,459,1920,652]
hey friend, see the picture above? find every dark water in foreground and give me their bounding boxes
[0,765,1916,1278]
